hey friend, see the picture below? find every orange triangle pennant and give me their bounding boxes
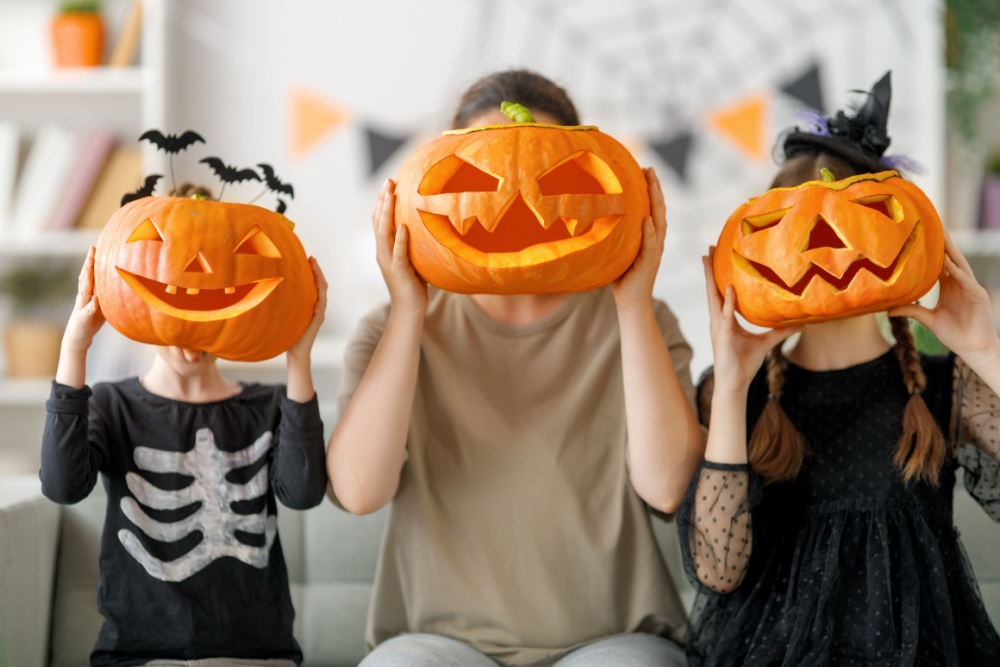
[707,93,770,161]
[289,86,350,158]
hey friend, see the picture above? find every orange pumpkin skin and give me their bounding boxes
[94,197,316,361]
[713,171,944,328]
[393,122,649,294]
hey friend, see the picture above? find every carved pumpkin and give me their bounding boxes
[393,105,648,294]
[94,196,316,361]
[713,170,944,327]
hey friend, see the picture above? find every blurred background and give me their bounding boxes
[0,0,997,476]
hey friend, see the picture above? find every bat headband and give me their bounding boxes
[120,129,295,214]
[779,71,900,174]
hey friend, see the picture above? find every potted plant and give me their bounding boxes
[0,263,76,377]
[50,1,105,68]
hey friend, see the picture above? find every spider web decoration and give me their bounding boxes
[468,0,916,182]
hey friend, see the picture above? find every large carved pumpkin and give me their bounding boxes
[713,170,944,327]
[94,196,316,361]
[393,107,649,294]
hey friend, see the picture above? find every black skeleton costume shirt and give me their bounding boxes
[41,378,327,667]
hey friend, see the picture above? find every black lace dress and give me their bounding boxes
[677,350,1000,666]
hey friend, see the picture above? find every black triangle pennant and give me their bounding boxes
[781,63,825,111]
[365,127,409,176]
[649,133,694,182]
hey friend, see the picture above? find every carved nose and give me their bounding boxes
[184,253,211,273]
[806,217,846,251]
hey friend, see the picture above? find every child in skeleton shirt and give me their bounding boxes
[679,73,1000,666]
[40,246,329,667]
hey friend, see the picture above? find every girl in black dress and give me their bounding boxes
[679,73,1000,666]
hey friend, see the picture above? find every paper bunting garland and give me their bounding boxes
[706,93,770,162]
[289,87,350,158]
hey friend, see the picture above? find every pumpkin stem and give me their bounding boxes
[820,167,836,182]
[500,101,535,123]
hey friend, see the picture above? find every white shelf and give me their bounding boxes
[0,67,147,94]
[0,229,100,258]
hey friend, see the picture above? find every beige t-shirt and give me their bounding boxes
[337,286,695,666]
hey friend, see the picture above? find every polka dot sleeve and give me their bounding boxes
[678,461,758,593]
[953,356,1000,521]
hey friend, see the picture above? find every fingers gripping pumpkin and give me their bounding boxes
[393,104,649,294]
[713,170,944,327]
[95,196,316,361]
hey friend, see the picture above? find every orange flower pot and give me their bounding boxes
[51,11,105,67]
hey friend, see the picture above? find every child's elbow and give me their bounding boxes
[696,568,746,595]
[39,474,88,505]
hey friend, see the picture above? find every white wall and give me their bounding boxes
[163,0,947,379]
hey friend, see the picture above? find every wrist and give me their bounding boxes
[615,295,655,318]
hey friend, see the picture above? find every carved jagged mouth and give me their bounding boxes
[418,202,622,266]
[116,267,283,321]
[734,220,922,296]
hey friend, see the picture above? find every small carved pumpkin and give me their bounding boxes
[94,196,316,361]
[713,170,944,327]
[393,105,648,294]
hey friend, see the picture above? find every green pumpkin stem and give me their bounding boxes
[500,101,535,123]
[820,167,836,182]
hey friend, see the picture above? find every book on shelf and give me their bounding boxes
[108,0,144,68]
[0,121,19,231]
[75,144,143,230]
[9,125,80,239]
[48,130,116,231]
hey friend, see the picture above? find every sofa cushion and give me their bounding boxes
[0,476,61,667]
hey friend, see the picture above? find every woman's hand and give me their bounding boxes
[889,230,1000,367]
[374,179,427,316]
[704,249,800,394]
[612,168,666,311]
[287,257,327,361]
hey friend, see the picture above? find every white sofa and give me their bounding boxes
[1,472,996,667]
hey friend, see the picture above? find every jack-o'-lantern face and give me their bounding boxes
[713,170,944,327]
[394,120,649,294]
[94,197,316,361]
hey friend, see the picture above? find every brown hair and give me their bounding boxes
[748,153,947,486]
[451,69,580,130]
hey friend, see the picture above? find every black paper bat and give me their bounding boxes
[276,198,287,215]
[139,130,205,154]
[257,163,294,198]
[199,157,261,185]
[120,174,162,207]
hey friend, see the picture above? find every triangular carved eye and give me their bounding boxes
[538,151,622,195]
[419,156,500,195]
[234,227,281,258]
[741,208,789,236]
[127,218,163,243]
[851,194,903,222]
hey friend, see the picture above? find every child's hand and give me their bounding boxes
[612,168,665,311]
[56,246,105,387]
[62,246,106,354]
[704,250,800,394]
[374,179,427,316]
[889,230,1000,366]
[287,257,327,360]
